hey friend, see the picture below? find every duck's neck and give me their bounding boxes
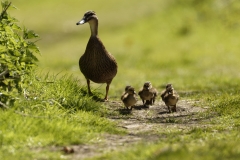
[88,19,98,36]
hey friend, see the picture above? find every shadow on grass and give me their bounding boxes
[132,105,150,110]
[118,104,153,115]
[118,108,132,115]
[158,111,169,114]
[80,87,104,102]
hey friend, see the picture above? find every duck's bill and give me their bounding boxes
[76,19,85,25]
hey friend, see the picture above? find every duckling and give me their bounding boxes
[76,11,118,101]
[119,85,131,103]
[161,84,179,113]
[121,86,137,110]
[138,81,158,106]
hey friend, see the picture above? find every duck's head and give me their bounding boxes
[76,11,97,25]
[143,81,152,90]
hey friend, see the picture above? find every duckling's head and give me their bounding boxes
[76,11,97,25]
[143,81,152,90]
[165,83,173,89]
[166,83,174,92]
[125,85,132,92]
[127,87,136,94]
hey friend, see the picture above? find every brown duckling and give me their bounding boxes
[121,85,132,98]
[121,86,137,110]
[138,81,158,106]
[161,84,179,113]
[76,11,118,101]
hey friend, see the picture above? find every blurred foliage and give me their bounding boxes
[0,1,40,108]
[175,0,240,27]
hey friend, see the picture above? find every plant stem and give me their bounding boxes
[0,2,12,19]
[0,101,9,109]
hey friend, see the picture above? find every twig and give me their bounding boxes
[0,69,9,80]
[0,101,9,109]
[0,2,12,19]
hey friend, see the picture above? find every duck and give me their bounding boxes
[121,86,137,110]
[76,11,118,101]
[138,81,158,106]
[161,83,179,113]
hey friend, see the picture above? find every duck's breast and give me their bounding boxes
[79,37,117,83]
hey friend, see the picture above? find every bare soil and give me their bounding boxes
[60,99,207,160]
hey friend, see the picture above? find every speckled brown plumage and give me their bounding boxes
[138,81,158,106]
[161,84,179,113]
[79,36,117,83]
[76,11,117,101]
[121,86,137,110]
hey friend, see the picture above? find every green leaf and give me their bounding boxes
[27,42,40,54]
[11,23,21,31]
[0,45,7,52]
[1,1,10,8]
[4,25,13,34]
[23,29,39,39]
[13,50,21,56]
[0,1,40,106]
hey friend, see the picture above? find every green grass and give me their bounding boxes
[90,93,240,160]
[0,73,124,159]
[90,91,240,160]
[1,0,240,159]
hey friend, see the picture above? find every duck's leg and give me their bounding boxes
[153,97,155,104]
[149,99,153,105]
[167,105,171,113]
[87,79,92,95]
[104,82,111,101]
[172,105,177,112]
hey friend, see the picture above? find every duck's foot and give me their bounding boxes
[168,110,177,113]
[100,98,108,102]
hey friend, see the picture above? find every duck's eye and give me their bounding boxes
[84,13,91,17]
[86,12,95,17]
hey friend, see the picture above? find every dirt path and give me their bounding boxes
[61,99,207,159]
